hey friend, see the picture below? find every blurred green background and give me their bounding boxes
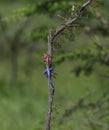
[0,0,109,130]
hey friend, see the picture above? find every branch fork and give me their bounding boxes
[44,1,93,130]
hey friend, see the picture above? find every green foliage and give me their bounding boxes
[2,0,95,22]
[15,4,37,17]
[29,26,48,41]
[53,41,109,76]
[0,0,109,130]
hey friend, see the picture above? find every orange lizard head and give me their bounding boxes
[43,53,51,66]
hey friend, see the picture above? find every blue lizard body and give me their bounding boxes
[43,67,54,86]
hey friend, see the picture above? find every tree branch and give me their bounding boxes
[45,0,93,130]
[51,0,93,42]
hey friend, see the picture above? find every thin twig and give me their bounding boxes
[51,0,93,41]
[45,0,93,130]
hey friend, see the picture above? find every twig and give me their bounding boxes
[45,0,93,130]
[85,118,109,129]
[96,13,109,26]
[58,91,92,124]
[51,0,93,41]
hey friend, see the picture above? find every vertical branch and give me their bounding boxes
[46,82,54,130]
[45,32,55,130]
[45,0,93,130]
[48,32,52,57]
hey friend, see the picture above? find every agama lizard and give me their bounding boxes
[43,53,54,87]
